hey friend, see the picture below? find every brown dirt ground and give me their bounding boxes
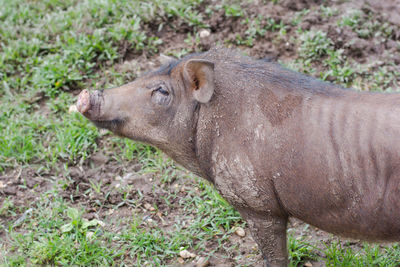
[1,0,400,266]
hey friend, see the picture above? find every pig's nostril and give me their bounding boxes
[77,89,91,114]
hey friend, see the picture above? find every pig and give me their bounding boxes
[77,47,400,266]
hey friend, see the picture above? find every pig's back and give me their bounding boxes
[278,92,400,241]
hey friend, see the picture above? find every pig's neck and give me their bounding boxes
[157,102,209,179]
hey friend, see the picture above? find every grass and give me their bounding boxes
[0,0,207,171]
[3,196,119,266]
[293,22,399,89]
[118,176,244,265]
[323,242,400,267]
[1,0,400,266]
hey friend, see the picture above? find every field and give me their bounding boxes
[1,0,400,266]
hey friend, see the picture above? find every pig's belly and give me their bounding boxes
[276,171,400,242]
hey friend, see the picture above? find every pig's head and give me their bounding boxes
[77,57,215,175]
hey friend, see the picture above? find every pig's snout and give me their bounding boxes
[76,89,104,120]
[77,89,91,114]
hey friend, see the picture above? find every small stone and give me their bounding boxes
[177,257,185,264]
[196,256,209,267]
[0,180,5,189]
[68,104,78,113]
[86,231,95,241]
[144,203,152,210]
[199,29,211,38]
[235,227,246,237]
[143,217,155,227]
[179,249,196,259]
[107,209,114,215]
[304,262,313,267]
[99,129,108,135]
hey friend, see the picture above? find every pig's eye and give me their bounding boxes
[151,85,171,106]
[155,86,169,96]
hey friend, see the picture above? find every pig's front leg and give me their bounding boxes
[240,210,288,267]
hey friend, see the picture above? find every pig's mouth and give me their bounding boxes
[77,89,124,130]
[92,118,125,130]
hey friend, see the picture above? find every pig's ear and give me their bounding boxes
[183,59,215,103]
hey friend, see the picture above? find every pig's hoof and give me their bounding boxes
[77,89,91,114]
